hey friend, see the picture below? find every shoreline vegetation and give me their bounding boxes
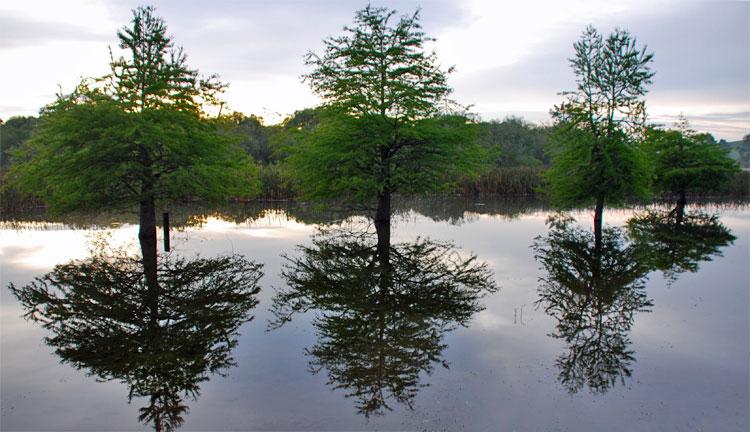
[2,163,748,215]
[2,114,748,213]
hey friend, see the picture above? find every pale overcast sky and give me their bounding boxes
[1,0,748,139]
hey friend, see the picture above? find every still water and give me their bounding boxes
[1,198,748,431]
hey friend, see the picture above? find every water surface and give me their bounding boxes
[1,198,748,431]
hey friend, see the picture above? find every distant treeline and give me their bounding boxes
[1,110,747,208]
[217,110,555,199]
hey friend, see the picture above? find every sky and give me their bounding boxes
[1,0,748,140]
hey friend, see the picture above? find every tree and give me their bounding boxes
[292,5,487,252]
[223,113,275,164]
[0,116,38,175]
[479,117,549,167]
[739,134,750,168]
[7,6,257,293]
[546,26,654,253]
[644,123,740,221]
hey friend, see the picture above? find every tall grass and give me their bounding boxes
[257,164,296,200]
[460,166,545,196]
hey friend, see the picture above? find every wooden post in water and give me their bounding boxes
[163,212,170,252]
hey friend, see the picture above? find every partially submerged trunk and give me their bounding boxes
[593,194,605,259]
[674,189,687,226]
[139,194,159,327]
[375,189,391,281]
[138,144,159,326]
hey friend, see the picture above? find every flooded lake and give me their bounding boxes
[1,198,748,431]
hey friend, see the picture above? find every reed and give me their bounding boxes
[460,166,545,196]
[257,164,297,200]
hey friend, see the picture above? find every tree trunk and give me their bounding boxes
[593,194,605,259]
[675,189,687,226]
[375,189,391,272]
[139,195,159,326]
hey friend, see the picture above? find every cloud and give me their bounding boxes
[0,13,109,48]
[651,111,750,140]
[90,0,468,119]
[441,0,749,139]
[0,0,746,139]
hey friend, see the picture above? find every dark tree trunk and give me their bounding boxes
[593,194,605,259]
[675,189,687,226]
[375,189,391,271]
[162,212,170,252]
[139,195,159,326]
[374,188,392,302]
[375,137,394,299]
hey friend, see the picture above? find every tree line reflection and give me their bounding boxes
[10,246,263,432]
[533,208,735,394]
[7,204,737,428]
[269,224,497,417]
[9,220,498,426]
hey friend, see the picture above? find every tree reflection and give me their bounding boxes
[270,225,496,417]
[627,210,735,284]
[9,247,262,431]
[533,215,653,394]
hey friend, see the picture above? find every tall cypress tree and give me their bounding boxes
[8,6,258,295]
[546,26,654,253]
[293,5,487,258]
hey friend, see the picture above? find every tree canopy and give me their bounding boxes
[644,123,740,203]
[7,6,257,214]
[545,26,654,251]
[290,5,487,209]
[479,117,549,167]
[546,26,654,209]
[0,116,37,175]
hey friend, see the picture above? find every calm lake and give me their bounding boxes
[1,197,748,431]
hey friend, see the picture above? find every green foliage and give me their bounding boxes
[290,110,485,202]
[479,117,549,167]
[6,6,258,214]
[546,26,654,208]
[0,116,38,174]
[304,5,451,120]
[644,126,740,197]
[10,93,256,214]
[266,108,323,164]
[106,5,225,114]
[221,113,276,164]
[294,5,487,204]
[545,124,650,207]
